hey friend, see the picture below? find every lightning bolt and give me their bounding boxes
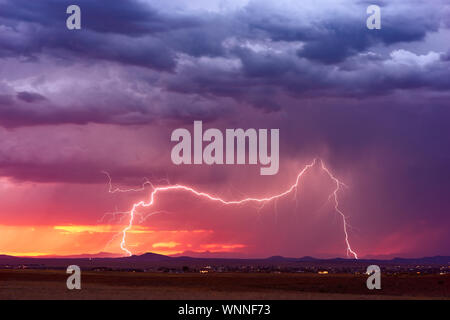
[105,158,358,259]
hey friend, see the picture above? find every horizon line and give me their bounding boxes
[2,251,449,261]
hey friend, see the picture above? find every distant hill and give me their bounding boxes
[0,255,20,261]
[0,252,448,269]
[172,251,251,259]
[297,256,320,262]
[123,252,172,262]
[389,256,450,265]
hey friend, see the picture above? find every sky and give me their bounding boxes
[0,0,449,258]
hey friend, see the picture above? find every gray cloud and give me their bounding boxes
[0,0,448,127]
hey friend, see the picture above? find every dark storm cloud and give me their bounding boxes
[0,0,449,126]
[240,1,441,63]
[16,91,47,103]
[0,0,198,35]
[0,0,224,69]
[0,86,232,127]
[0,0,446,67]
[0,161,171,184]
[0,22,176,71]
[0,92,155,127]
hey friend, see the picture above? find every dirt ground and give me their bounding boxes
[0,269,448,300]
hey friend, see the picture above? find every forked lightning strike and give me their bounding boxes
[105,159,358,259]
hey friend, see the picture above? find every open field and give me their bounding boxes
[0,269,448,300]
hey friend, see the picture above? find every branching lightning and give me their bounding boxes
[104,158,358,259]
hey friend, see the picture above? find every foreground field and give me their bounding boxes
[0,269,448,300]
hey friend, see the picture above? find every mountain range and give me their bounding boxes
[0,252,449,269]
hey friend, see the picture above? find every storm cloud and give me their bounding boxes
[0,0,449,258]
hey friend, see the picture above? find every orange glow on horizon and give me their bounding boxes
[0,252,53,257]
[201,243,247,250]
[0,224,247,257]
[152,241,180,248]
[53,225,155,234]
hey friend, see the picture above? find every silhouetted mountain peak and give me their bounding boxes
[267,255,286,261]
[125,252,171,261]
[297,256,319,261]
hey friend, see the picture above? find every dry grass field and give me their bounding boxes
[0,269,448,300]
